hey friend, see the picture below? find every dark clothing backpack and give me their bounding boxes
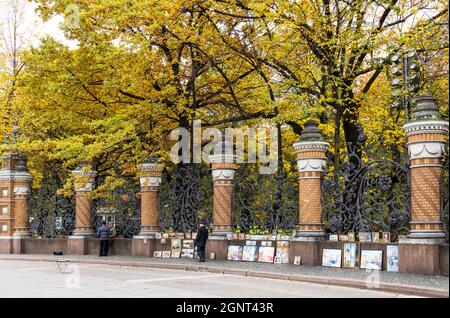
[195,226,209,246]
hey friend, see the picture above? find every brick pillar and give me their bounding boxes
[209,154,237,236]
[402,93,448,243]
[293,120,329,240]
[135,158,163,237]
[71,161,97,237]
[0,152,33,238]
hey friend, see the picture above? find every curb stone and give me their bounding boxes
[1,255,448,298]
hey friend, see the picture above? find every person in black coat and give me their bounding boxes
[194,222,209,262]
[97,221,110,257]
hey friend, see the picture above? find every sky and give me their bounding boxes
[0,0,77,53]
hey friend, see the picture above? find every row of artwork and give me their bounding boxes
[322,244,399,272]
[329,232,391,243]
[227,241,290,264]
[155,233,197,239]
[153,250,197,258]
[227,233,291,241]
[153,239,197,258]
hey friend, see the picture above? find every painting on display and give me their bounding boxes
[242,245,258,262]
[153,251,162,258]
[171,239,182,253]
[275,241,289,264]
[181,249,194,258]
[162,251,171,258]
[227,245,243,261]
[382,232,391,243]
[372,232,380,243]
[257,246,275,263]
[329,234,339,242]
[182,239,194,249]
[360,250,383,270]
[171,251,180,258]
[342,242,359,268]
[322,249,342,268]
[348,232,356,242]
[293,256,301,266]
[386,245,399,272]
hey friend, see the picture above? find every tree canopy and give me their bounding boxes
[0,0,448,194]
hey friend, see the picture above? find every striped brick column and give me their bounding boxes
[136,158,164,237]
[71,161,97,237]
[293,120,329,240]
[209,154,237,236]
[402,93,448,243]
[0,152,33,238]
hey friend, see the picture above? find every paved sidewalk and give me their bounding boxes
[1,254,448,297]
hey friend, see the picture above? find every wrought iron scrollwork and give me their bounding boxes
[159,164,212,232]
[30,177,76,238]
[234,164,298,233]
[322,143,411,241]
[92,176,141,238]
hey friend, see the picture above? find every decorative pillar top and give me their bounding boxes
[0,151,33,183]
[137,156,164,187]
[137,156,164,174]
[293,120,330,152]
[403,93,448,160]
[72,160,97,191]
[293,119,329,173]
[403,93,449,136]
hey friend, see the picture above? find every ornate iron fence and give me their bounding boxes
[159,164,213,232]
[322,144,411,241]
[92,176,141,238]
[234,164,298,234]
[30,177,76,238]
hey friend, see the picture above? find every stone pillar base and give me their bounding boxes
[12,231,31,238]
[295,230,326,241]
[134,232,158,239]
[72,230,94,238]
[132,238,155,257]
[67,236,89,255]
[206,236,229,260]
[289,239,323,266]
[11,237,25,254]
[401,231,446,244]
[210,230,233,237]
[398,242,442,275]
[0,237,12,254]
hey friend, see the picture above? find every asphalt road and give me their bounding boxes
[0,260,419,298]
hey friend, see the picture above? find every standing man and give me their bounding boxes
[194,221,209,262]
[97,221,110,257]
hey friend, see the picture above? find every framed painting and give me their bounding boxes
[342,242,359,268]
[386,245,399,272]
[275,247,289,264]
[257,246,275,263]
[322,249,342,268]
[227,245,243,261]
[382,232,391,243]
[360,250,383,270]
[242,245,258,262]
[329,234,339,242]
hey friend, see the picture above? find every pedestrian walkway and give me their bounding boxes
[0,254,447,297]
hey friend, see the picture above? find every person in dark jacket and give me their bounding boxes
[194,222,209,262]
[97,221,110,257]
